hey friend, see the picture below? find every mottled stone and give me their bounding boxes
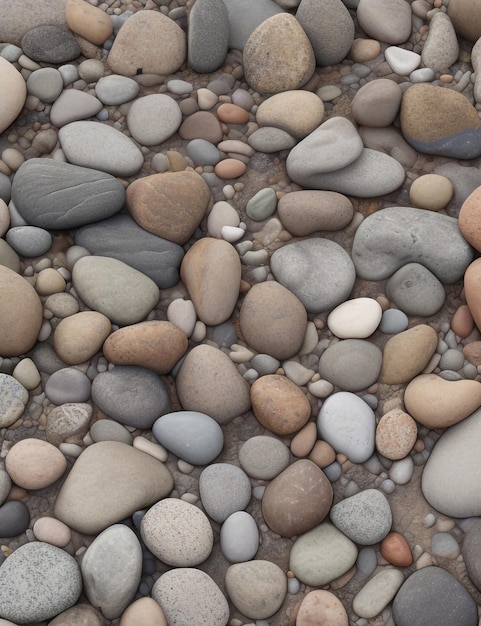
[277,190,353,236]
[380,325,438,384]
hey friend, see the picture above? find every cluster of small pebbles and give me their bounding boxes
[3,0,481,625]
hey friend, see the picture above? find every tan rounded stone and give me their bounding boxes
[12,357,41,390]
[5,438,67,490]
[239,281,307,360]
[278,190,354,236]
[256,90,325,139]
[181,237,241,326]
[451,304,474,338]
[448,0,481,42]
[120,597,167,626]
[0,265,43,357]
[296,590,349,626]
[251,374,311,435]
[351,78,403,128]
[65,0,113,45]
[375,408,417,460]
[290,421,317,457]
[126,170,212,245]
[404,373,481,429]
[47,604,102,626]
[464,259,481,332]
[54,311,112,365]
[176,344,251,424]
[459,186,481,252]
[33,516,71,547]
[379,324,438,385]
[216,103,249,124]
[464,341,481,366]
[0,57,27,135]
[409,174,454,211]
[350,38,381,63]
[380,532,413,567]
[214,158,247,179]
[243,14,316,94]
[308,439,336,468]
[262,459,333,537]
[103,320,188,375]
[45,402,92,447]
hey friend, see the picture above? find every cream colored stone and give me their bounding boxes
[54,311,112,365]
[33,516,71,547]
[65,0,113,45]
[0,57,27,134]
[120,597,167,626]
[12,357,41,390]
[409,174,454,211]
[5,438,67,490]
[35,268,66,296]
[256,90,324,138]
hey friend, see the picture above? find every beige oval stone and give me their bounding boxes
[103,320,188,375]
[251,374,311,435]
[120,597,167,626]
[181,237,241,326]
[243,13,316,94]
[261,459,333,537]
[296,590,349,626]
[464,259,481,332]
[409,174,454,211]
[239,281,307,360]
[350,38,381,63]
[12,357,41,390]
[451,304,474,338]
[54,311,112,365]
[214,158,247,179]
[35,268,67,296]
[33,516,71,547]
[0,57,27,134]
[176,344,251,424]
[464,341,481,366]
[278,190,353,236]
[5,438,67,490]
[308,439,336,468]
[256,90,324,139]
[379,324,438,385]
[216,103,249,124]
[404,373,481,429]
[65,0,113,44]
[126,170,212,245]
[290,421,317,457]
[0,265,43,357]
[375,408,417,460]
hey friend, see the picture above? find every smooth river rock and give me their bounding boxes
[380,324,438,385]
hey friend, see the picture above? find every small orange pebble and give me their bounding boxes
[451,304,474,339]
[216,102,250,124]
[214,158,247,179]
[440,74,454,83]
[380,532,413,567]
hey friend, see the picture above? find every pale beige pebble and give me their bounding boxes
[0,57,27,134]
[379,324,438,384]
[459,188,481,252]
[2,148,24,171]
[217,140,255,157]
[54,311,112,365]
[181,237,241,326]
[451,304,474,338]
[0,161,10,176]
[44,292,80,317]
[229,344,256,363]
[409,174,454,211]
[308,439,336,468]
[48,604,102,625]
[290,422,318,457]
[350,38,381,63]
[133,436,168,463]
[416,551,434,569]
[0,265,43,357]
[207,200,240,238]
[120,597,167,626]
[327,297,382,339]
[404,373,481,428]
[308,378,334,398]
[0,199,10,237]
[5,438,67,490]
[166,298,196,336]
[33,516,71,547]
[35,267,66,296]
[197,87,218,110]
[12,357,41,390]
[256,90,324,139]
[296,589,348,626]
[214,158,247,179]
[251,374,311,435]
[65,0,113,45]
[300,321,320,356]
[375,408,418,460]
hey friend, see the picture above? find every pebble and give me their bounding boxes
[199,463,251,523]
[0,500,30,538]
[81,524,142,620]
[33,517,71,548]
[330,489,392,545]
[188,0,229,73]
[6,225,52,257]
[246,187,277,221]
[386,262,445,316]
[12,357,41,390]
[380,532,413,567]
[54,311,112,365]
[296,590,348,626]
[54,441,174,534]
[256,90,324,139]
[380,323,438,384]
[356,0,412,44]
[431,532,460,559]
[239,435,290,479]
[327,297,382,339]
[65,0,113,45]
[21,24,80,63]
[95,75,140,105]
[0,373,29,428]
[421,12,459,72]
[45,402,92,447]
[127,94,182,146]
[277,190,353,237]
[317,392,376,463]
[353,568,405,619]
[389,456,414,485]
[5,438,67,490]
[384,46,421,74]
[248,126,297,152]
[119,597,167,626]
[351,78,402,127]
[89,419,133,445]
[409,173,454,211]
[289,521,358,586]
[318,339,382,391]
[376,409,418,460]
[220,511,259,563]
[0,58,26,134]
[44,367,91,404]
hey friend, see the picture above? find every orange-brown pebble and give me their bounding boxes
[375,408,417,460]
[216,103,250,124]
[451,304,474,338]
[308,440,336,468]
[296,589,349,626]
[380,532,413,567]
[214,158,247,179]
[290,422,317,457]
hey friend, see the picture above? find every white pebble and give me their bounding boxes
[389,456,414,484]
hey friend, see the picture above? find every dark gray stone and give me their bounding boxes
[21,24,81,63]
[91,366,171,429]
[392,566,477,626]
[462,520,481,591]
[11,158,125,230]
[0,500,30,538]
[75,213,184,288]
[188,0,229,72]
[0,172,11,203]
[318,339,382,392]
[386,262,446,316]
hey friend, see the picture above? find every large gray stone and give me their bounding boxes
[11,159,125,230]
[352,206,473,283]
[0,0,67,46]
[188,0,229,72]
[21,24,80,63]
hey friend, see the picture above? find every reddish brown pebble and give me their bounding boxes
[214,158,247,179]
[451,304,474,338]
[308,440,336,468]
[216,103,249,124]
[380,532,413,567]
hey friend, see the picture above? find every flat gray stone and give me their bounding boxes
[270,238,356,313]
[75,213,184,289]
[91,366,171,429]
[386,262,446,316]
[248,126,297,152]
[0,541,82,623]
[6,226,52,257]
[127,94,182,146]
[220,511,259,563]
[330,489,392,544]
[12,159,125,230]
[352,207,473,283]
[89,419,133,445]
[26,67,63,103]
[21,24,80,63]
[44,367,91,405]
[318,339,382,391]
[95,75,140,105]
[188,0,229,72]
[238,435,290,479]
[199,463,252,523]
[50,89,103,127]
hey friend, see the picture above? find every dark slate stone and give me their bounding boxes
[0,500,30,538]
[21,25,81,63]
[462,519,481,591]
[91,366,171,430]
[75,213,184,289]
[392,566,477,626]
[11,158,125,230]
